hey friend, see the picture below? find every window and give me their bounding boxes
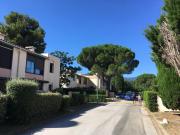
[50,63,54,73]
[35,68,41,75]
[26,61,35,73]
[26,61,42,75]
[26,54,44,75]
[0,45,13,69]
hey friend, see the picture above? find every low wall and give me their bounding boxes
[157,96,173,112]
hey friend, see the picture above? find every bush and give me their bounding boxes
[6,79,38,123]
[6,79,38,97]
[143,91,158,112]
[51,88,63,93]
[31,93,62,118]
[96,89,106,95]
[5,79,64,124]
[70,93,85,106]
[157,63,180,110]
[0,95,8,123]
[62,87,96,95]
[87,95,107,102]
[61,95,71,110]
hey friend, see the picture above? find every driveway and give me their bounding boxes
[22,101,158,135]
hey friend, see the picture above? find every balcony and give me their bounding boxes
[0,68,11,78]
[25,73,44,81]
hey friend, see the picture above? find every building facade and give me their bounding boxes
[63,73,107,90]
[0,34,60,92]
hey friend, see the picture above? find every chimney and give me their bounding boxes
[0,33,5,40]
[25,46,36,52]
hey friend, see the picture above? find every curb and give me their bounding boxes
[142,106,169,135]
[141,107,158,135]
[150,112,169,135]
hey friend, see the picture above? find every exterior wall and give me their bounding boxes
[11,48,27,79]
[63,75,95,88]
[158,96,180,112]
[157,96,173,112]
[63,77,81,88]
[0,42,60,92]
[11,49,60,92]
[0,33,5,40]
[87,75,106,89]
[63,74,107,90]
[87,78,96,87]
[0,68,11,78]
[43,54,60,91]
[25,73,44,80]
[88,76,99,88]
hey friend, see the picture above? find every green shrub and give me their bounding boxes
[87,95,107,102]
[0,95,8,123]
[157,63,180,110]
[71,93,85,106]
[6,79,38,123]
[62,87,96,95]
[61,95,71,110]
[96,89,106,95]
[143,91,158,112]
[5,79,64,124]
[6,79,38,97]
[51,88,63,93]
[31,93,62,118]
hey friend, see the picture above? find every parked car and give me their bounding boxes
[124,94,132,100]
[116,93,125,99]
[124,91,135,100]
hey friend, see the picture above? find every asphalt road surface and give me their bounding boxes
[23,101,158,135]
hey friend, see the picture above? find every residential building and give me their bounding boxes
[63,73,107,90]
[0,33,60,92]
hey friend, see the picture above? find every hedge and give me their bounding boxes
[6,79,38,123]
[61,95,71,110]
[31,93,62,118]
[87,95,107,103]
[4,79,89,124]
[70,93,85,106]
[6,79,38,97]
[6,79,63,123]
[143,91,158,112]
[96,90,106,95]
[157,63,180,110]
[0,95,8,123]
[62,87,96,95]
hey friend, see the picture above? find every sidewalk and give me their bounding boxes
[141,106,158,135]
[141,106,169,135]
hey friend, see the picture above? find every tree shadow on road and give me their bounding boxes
[21,103,107,135]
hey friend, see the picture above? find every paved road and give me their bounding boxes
[23,101,158,135]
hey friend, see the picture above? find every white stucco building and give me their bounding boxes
[63,73,107,90]
[0,33,60,92]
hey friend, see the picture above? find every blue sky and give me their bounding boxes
[0,0,163,77]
